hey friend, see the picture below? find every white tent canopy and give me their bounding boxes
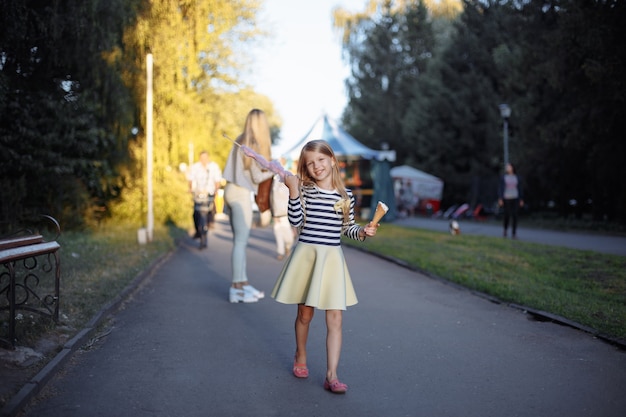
[390,165,444,201]
[278,114,396,162]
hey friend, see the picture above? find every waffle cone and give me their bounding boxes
[370,201,389,224]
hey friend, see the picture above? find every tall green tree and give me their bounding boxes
[509,0,626,221]
[111,0,280,226]
[402,0,516,205]
[0,0,139,229]
[1,0,282,230]
[337,0,626,222]
[336,0,435,156]
[406,0,626,220]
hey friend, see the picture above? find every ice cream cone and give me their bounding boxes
[370,201,389,225]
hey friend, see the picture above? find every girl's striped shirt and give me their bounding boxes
[288,185,362,246]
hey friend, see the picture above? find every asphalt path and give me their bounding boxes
[15,218,626,417]
[394,216,626,256]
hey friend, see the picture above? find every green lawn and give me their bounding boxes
[1,225,181,346]
[344,224,626,341]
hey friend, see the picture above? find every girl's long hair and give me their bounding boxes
[236,109,272,170]
[297,140,351,224]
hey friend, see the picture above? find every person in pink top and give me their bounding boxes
[498,163,524,238]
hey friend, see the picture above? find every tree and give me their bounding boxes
[0,0,138,229]
[510,0,626,221]
[335,0,436,156]
[335,0,626,223]
[1,0,282,230]
[110,0,280,225]
[402,0,516,205]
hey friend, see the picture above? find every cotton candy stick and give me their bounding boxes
[241,145,291,180]
[222,133,290,180]
[240,145,270,168]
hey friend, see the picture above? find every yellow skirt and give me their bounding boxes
[271,242,358,310]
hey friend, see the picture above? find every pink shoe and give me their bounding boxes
[324,378,348,394]
[293,360,309,378]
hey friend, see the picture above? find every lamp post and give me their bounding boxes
[499,104,511,167]
[146,53,154,242]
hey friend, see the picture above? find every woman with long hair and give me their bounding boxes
[222,109,274,302]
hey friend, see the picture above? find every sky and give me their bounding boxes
[248,0,367,153]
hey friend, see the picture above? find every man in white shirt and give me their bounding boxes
[187,150,222,248]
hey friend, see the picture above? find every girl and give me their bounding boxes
[271,140,378,394]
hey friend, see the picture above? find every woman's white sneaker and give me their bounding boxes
[229,287,258,303]
[243,285,265,299]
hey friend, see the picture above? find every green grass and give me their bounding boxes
[1,224,185,347]
[56,225,183,327]
[344,225,626,341]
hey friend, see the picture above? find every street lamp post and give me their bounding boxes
[146,53,154,242]
[499,104,511,167]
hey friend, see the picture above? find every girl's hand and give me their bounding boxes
[284,173,300,197]
[362,222,379,237]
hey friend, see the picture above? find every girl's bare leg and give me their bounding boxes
[325,309,343,381]
[295,304,314,364]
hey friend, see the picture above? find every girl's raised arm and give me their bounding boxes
[285,174,301,199]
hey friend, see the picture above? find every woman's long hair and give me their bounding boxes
[236,109,272,170]
[297,140,351,224]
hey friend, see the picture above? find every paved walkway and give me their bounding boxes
[0,214,626,417]
[3,217,624,417]
[394,216,626,256]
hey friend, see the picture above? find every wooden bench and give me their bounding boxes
[0,234,44,250]
[0,218,61,349]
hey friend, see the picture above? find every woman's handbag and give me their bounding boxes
[270,176,289,217]
[255,177,272,212]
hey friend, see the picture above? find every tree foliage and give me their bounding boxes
[509,0,626,221]
[335,0,436,160]
[403,0,512,206]
[0,0,138,230]
[0,0,281,230]
[109,0,281,226]
[337,0,626,223]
